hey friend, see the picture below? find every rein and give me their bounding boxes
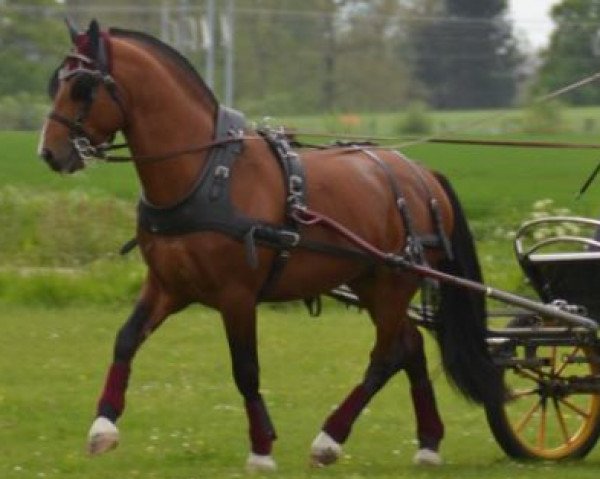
[96,134,264,164]
[76,127,600,167]
[289,131,600,150]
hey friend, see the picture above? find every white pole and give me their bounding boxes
[205,0,216,89]
[223,0,235,106]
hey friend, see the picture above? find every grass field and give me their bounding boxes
[3,112,600,477]
[3,303,600,479]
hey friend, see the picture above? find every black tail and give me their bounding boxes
[432,173,505,406]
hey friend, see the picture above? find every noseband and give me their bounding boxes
[48,51,127,162]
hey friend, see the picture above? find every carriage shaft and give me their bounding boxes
[391,256,599,331]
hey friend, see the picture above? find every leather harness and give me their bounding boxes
[136,105,450,299]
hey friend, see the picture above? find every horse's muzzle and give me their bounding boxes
[39,147,84,173]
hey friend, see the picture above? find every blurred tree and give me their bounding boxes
[234,0,341,114]
[234,0,415,114]
[535,0,600,105]
[410,0,521,108]
[0,0,524,117]
[0,0,67,96]
[63,0,165,32]
[332,0,414,111]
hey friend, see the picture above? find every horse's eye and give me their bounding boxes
[70,73,99,103]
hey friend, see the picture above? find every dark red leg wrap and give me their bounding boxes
[97,362,130,421]
[411,381,444,450]
[245,397,277,455]
[323,384,370,444]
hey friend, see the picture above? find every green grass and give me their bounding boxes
[0,131,138,200]
[3,303,600,478]
[278,105,600,137]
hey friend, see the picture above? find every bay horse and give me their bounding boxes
[39,20,503,472]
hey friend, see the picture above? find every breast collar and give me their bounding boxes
[138,106,253,238]
[137,106,306,252]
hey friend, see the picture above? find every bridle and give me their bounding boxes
[48,47,128,163]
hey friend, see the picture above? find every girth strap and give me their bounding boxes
[255,128,308,300]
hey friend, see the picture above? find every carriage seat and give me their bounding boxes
[514,216,600,322]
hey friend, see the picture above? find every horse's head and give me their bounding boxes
[39,19,126,173]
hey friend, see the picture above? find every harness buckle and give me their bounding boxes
[288,174,304,203]
[278,230,301,247]
[214,165,230,179]
[227,128,245,140]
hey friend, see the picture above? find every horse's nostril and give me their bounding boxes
[40,148,53,163]
[40,148,61,171]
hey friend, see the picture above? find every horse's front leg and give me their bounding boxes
[221,297,277,472]
[88,281,177,455]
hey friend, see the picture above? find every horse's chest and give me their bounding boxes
[140,235,235,304]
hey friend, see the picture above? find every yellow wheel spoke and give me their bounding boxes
[514,399,542,433]
[537,400,547,449]
[559,397,591,419]
[552,398,571,444]
[515,367,544,383]
[555,347,580,377]
[510,388,538,400]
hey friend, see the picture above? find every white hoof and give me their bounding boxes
[413,448,443,466]
[245,452,277,473]
[87,416,119,455]
[310,431,343,467]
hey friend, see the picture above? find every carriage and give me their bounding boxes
[40,19,600,471]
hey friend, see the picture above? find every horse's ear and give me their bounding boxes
[64,17,79,43]
[87,19,101,59]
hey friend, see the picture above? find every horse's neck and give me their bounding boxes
[126,108,215,206]
[115,41,217,206]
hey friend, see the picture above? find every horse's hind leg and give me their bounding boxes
[404,326,444,465]
[310,277,413,466]
[88,279,178,455]
[311,278,444,467]
[310,354,398,466]
[311,324,444,467]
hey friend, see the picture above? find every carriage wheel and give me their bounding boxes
[485,339,600,460]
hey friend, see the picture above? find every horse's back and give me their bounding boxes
[300,147,453,250]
